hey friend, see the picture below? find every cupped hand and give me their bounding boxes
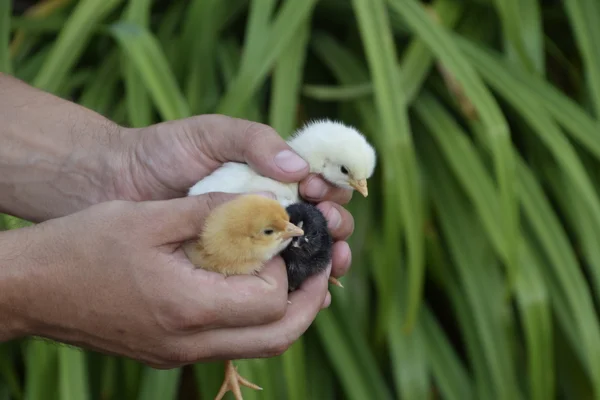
[114,114,354,281]
[7,193,330,368]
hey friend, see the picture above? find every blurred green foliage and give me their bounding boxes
[2,0,600,399]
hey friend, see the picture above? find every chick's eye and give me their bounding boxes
[263,229,274,235]
[340,166,349,174]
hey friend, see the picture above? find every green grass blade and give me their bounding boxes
[32,0,123,93]
[109,21,190,121]
[193,362,223,400]
[136,368,181,400]
[421,306,475,400]
[0,0,11,74]
[316,309,393,400]
[238,0,277,75]
[58,346,89,400]
[493,0,544,74]
[217,37,263,122]
[305,335,335,400]
[417,130,522,400]
[23,340,58,400]
[216,0,319,117]
[13,46,49,82]
[414,93,505,265]
[56,68,93,98]
[122,0,152,127]
[471,52,600,310]
[387,306,429,399]
[301,83,373,101]
[351,0,423,332]
[268,18,309,137]
[563,0,600,118]
[516,242,554,400]
[457,38,600,162]
[389,0,519,297]
[9,14,66,34]
[281,341,307,400]
[78,50,120,113]
[0,343,22,399]
[511,147,600,397]
[181,0,222,114]
[399,0,463,103]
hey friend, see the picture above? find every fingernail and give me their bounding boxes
[326,207,342,230]
[274,150,308,173]
[305,177,327,199]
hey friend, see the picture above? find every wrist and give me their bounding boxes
[0,228,37,341]
[0,73,127,221]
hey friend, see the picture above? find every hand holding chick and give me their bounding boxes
[188,119,377,205]
[187,119,375,289]
[124,114,354,282]
[3,193,334,372]
[183,194,307,399]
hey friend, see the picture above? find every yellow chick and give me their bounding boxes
[182,194,304,400]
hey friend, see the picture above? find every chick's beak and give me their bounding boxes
[349,178,369,197]
[281,222,304,239]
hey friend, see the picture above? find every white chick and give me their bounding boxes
[187,119,377,205]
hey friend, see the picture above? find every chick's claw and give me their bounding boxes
[215,360,262,400]
[329,276,344,288]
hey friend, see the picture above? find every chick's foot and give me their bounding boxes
[215,360,262,400]
[328,276,344,288]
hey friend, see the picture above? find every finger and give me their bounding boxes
[299,175,353,205]
[315,201,354,241]
[144,192,241,243]
[321,291,332,309]
[172,256,290,331]
[193,115,310,183]
[179,263,330,361]
[331,241,352,278]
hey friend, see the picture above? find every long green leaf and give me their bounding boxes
[122,0,153,127]
[389,0,519,297]
[0,0,11,73]
[457,38,600,162]
[216,0,318,116]
[493,0,544,74]
[58,346,90,400]
[564,0,600,118]
[352,0,423,332]
[136,368,180,400]
[33,0,122,93]
[269,18,309,137]
[109,21,190,121]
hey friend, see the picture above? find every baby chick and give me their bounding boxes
[182,194,304,400]
[187,119,377,206]
[282,202,333,291]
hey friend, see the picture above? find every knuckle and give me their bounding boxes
[243,121,276,146]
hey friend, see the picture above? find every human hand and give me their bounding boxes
[113,115,354,282]
[0,193,330,367]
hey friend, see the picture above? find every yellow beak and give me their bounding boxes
[282,222,304,239]
[349,178,368,197]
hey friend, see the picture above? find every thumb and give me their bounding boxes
[146,192,276,243]
[147,192,239,243]
[189,115,310,182]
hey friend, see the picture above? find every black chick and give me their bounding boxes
[281,202,334,291]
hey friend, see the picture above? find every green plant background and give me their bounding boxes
[2,0,600,399]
